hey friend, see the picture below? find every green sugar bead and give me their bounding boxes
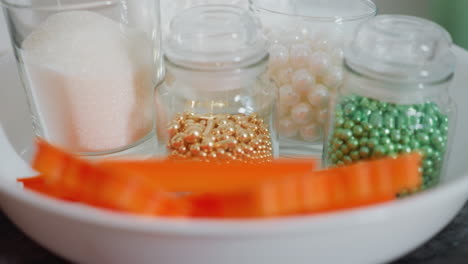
[422,116,436,128]
[373,145,387,158]
[335,150,344,159]
[335,109,344,118]
[417,132,430,144]
[427,127,436,135]
[395,143,404,152]
[369,130,380,138]
[391,131,402,142]
[440,115,449,125]
[344,103,356,116]
[420,145,434,158]
[363,122,373,131]
[408,116,419,128]
[378,101,389,109]
[380,128,391,136]
[369,113,383,127]
[336,161,345,167]
[352,111,364,123]
[353,125,364,136]
[386,143,396,153]
[431,135,446,150]
[425,102,440,115]
[368,138,379,148]
[340,145,350,155]
[348,138,359,150]
[343,156,353,165]
[360,137,369,147]
[386,107,399,116]
[330,154,338,164]
[381,137,391,145]
[424,167,435,179]
[340,129,353,140]
[335,117,345,127]
[423,159,434,169]
[362,108,372,117]
[359,146,370,158]
[343,120,354,129]
[400,128,412,137]
[410,140,420,150]
[360,97,370,108]
[384,114,395,129]
[440,124,449,135]
[401,146,412,154]
[368,101,379,111]
[350,150,360,161]
[396,115,408,129]
[332,139,344,150]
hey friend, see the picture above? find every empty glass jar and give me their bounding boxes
[2,0,163,157]
[250,0,376,156]
[155,5,277,163]
[324,15,457,190]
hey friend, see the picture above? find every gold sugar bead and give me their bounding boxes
[190,144,201,155]
[216,118,228,126]
[237,131,251,143]
[200,139,215,152]
[184,128,202,144]
[170,133,185,149]
[167,123,180,137]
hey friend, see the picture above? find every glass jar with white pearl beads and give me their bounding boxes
[155,5,278,163]
[250,0,376,157]
[324,15,457,190]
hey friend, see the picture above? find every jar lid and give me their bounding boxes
[345,15,456,83]
[164,5,268,71]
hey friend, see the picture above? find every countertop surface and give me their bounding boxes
[1,202,468,264]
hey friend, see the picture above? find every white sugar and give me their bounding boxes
[22,11,154,152]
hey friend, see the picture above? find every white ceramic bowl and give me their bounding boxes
[1,47,468,264]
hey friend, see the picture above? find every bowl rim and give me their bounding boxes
[2,170,468,237]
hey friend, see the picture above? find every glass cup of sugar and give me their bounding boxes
[1,0,163,157]
[250,0,376,157]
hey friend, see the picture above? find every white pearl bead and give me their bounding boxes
[269,44,289,69]
[292,69,316,96]
[279,84,300,106]
[291,102,315,125]
[289,43,311,69]
[308,51,331,77]
[274,67,294,86]
[279,118,299,138]
[300,123,322,142]
[307,84,329,107]
[323,66,344,89]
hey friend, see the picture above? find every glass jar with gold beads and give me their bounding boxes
[155,5,278,163]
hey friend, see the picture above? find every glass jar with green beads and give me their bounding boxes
[323,15,457,191]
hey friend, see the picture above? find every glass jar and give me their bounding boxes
[155,5,278,163]
[250,0,376,156]
[324,15,457,190]
[160,0,248,40]
[1,0,163,157]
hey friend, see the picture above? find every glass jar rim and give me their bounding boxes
[164,52,269,73]
[249,0,376,23]
[0,0,115,11]
[344,60,454,87]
